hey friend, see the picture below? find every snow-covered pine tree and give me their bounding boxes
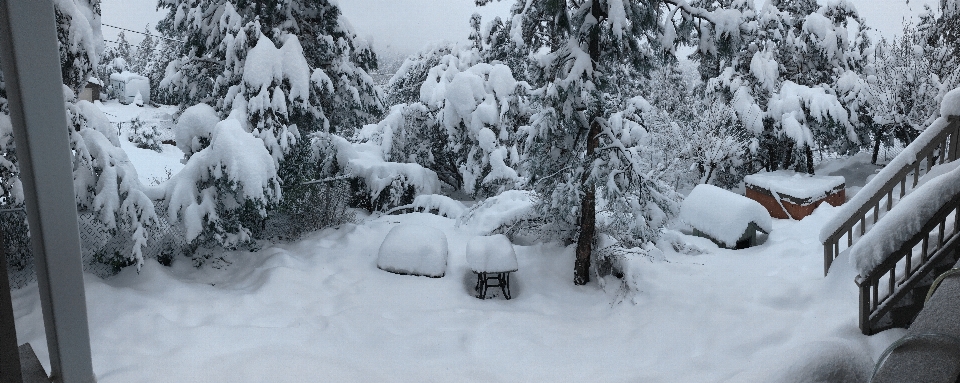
[487,0,737,285]
[699,0,869,174]
[131,25,156,76]
[158,0,383,135]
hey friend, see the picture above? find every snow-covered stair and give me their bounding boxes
[842,113,960,335]
[820,115,960,276]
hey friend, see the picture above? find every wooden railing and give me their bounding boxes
[856,192,960,335]
[822,116,960,276]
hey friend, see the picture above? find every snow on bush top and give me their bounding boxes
[377,225,448,277]
[175,104,222,159]
[242,33,311,102]
[849,165,960,275]
[744,171,844,200]
[157,118,279,243]
[466,234,518,273]
[680,184,772,247]
[457,189,536,234]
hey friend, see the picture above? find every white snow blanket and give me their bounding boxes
[377,225,448,277]
[744,171,844,201]
[681,184,772,248]
[849,164,960,275]
[465,234,518,273]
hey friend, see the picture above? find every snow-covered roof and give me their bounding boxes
[109,71,148,83]
[680,184,772,248]
[744,171,844,202]
[87,77,103,86]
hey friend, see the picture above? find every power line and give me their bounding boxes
[102,23,183,43]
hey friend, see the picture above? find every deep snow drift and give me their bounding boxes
[11,205,901,382]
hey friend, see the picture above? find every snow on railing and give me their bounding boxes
[852,182,960,335]
[819,115,960,276]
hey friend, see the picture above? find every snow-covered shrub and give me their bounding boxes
[174,103,221,161]
[128,117,162,152]
[372,47,530,198]
[153,118,281,252]
[387,194,467,219]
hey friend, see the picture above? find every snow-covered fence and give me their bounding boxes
[820,115,960,275]
[4,178,352,288]
[3,203,188,289]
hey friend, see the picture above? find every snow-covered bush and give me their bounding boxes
[128,117,162,152]
[374,46,530,198]
[152,118,281,252]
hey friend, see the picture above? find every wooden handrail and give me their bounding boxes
[856,192,960,335]
[822,116,960,276]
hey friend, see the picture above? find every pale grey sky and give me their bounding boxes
[99,0,941,55]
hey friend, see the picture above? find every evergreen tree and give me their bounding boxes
[485,0,734,285]
[132,25,157,75]
[158,0,383,135]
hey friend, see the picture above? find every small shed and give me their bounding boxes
[680,184,772,249]
[109,71,150,105]
[78,77,102,102]
[744,170,845,220]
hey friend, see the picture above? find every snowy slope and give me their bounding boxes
[11,207,900,382]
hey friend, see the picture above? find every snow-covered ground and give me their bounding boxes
[5,101,906,381]
[97,100,184,184]
[11,206,902,381]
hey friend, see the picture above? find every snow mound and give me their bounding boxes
[465,234,518,273]
[942,87,960,118]
[377,225,448,278]
[849,164,960,275]
[680,184,772,248]
[744,170,844,201]
[457,190,536,234]
[775,340,872,383]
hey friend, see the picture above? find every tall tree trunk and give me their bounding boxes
[805,144,815,175]
[574,0,604,286]
[871,128,883,165]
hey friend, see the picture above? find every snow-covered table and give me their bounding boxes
[744,170,845,220]
[680,184,772,249]
[466,235,518,300]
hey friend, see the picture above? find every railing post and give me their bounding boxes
[859,282,871,335]
[0,0,97,382]
[824,243,832,276]
[950,116,960,162]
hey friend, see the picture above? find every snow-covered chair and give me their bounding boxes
[466,234,518,299]
[377,225,448,278]
[681,184,772,249]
